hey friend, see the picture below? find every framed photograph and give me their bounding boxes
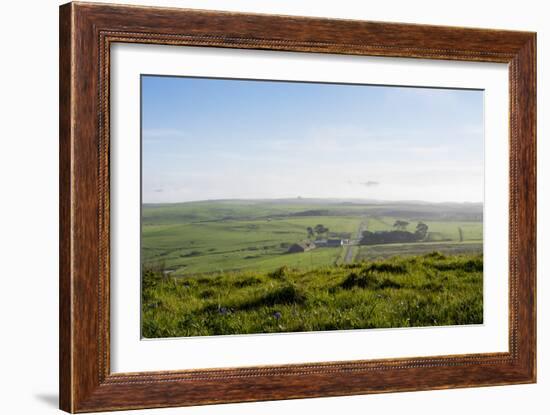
[59,2,536,412]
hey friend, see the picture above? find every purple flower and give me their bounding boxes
[273,311,282,320]
[218,307,229,315]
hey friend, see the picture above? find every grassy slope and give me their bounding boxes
[142,252,483,338]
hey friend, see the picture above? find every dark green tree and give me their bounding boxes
[314,224,329,238]
[415,222,429,240]
[393,220,410,231]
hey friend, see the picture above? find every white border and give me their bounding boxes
[110,44,509,373]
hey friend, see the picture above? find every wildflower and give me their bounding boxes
[218,307,229,315]
[273,311,282,320]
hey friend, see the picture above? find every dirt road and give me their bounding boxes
[343,218,368,264]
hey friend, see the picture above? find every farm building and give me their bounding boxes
[313,239,343,248]
[287,241,316,253]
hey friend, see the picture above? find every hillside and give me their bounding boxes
[142,252,483,337]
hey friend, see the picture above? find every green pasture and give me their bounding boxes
[355,241,483,261]
[142,200,482,276]
[142,215,360,275]
[142,252,484,337]
[364,216,482,242]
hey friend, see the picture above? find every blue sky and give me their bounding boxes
[142,75,483,203]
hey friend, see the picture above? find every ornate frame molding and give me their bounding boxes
[60,2,536,412]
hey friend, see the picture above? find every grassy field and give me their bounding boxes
[364,216,482,241]
[142,215,361,275]
[142,252,483,337]
[142,199,483,276]
[355,241,483,261]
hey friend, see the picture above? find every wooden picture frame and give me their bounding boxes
[59,2,536,412]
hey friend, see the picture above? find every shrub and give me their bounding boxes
[431,257,483,272]
[261,284,306,306]
[233,276,263,288]
[341,272,379,289]
[238,283,306,310]
[363,262,407,274]
[341,269,403,290]
[423,251,446,260]
[269,265,290,279]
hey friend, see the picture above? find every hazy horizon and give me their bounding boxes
[142,196,483,206]
[142,76,484,204]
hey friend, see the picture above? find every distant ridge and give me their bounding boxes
[143,197,483,207]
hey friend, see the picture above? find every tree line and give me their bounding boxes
[360,221,428,245]
[306,224,329,239]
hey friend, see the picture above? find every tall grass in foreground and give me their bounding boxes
[141,252,483,338]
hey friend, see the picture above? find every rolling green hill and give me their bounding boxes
[142,199,483,276]
[142,252,483,337]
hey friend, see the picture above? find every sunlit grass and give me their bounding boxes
[142,252,483,338]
